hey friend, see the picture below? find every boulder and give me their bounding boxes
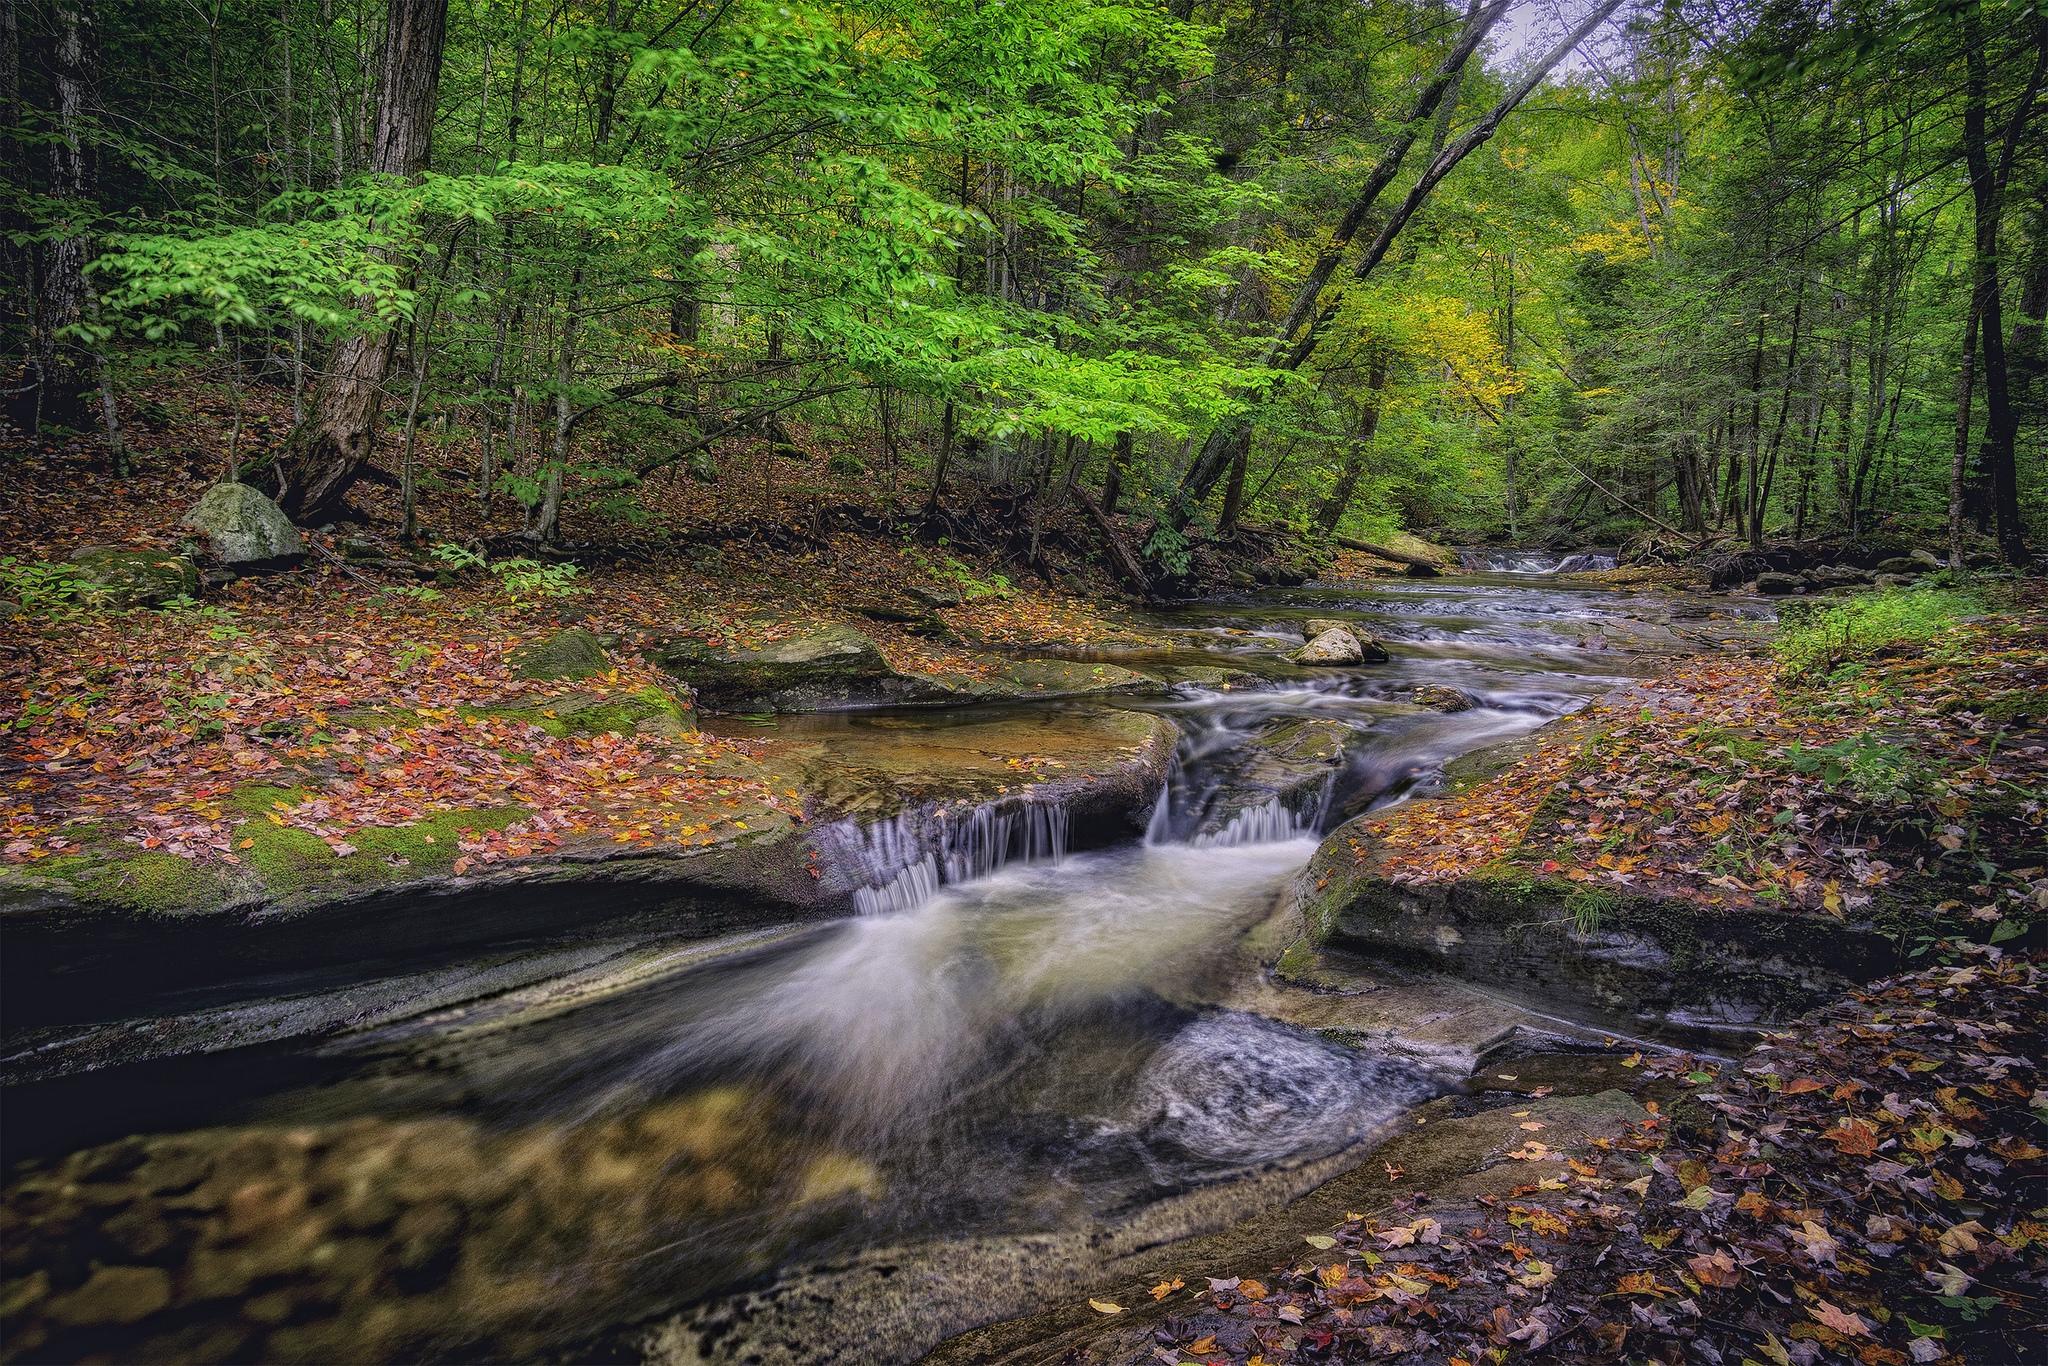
[653,623,943,712]
[67,546,201,608]
[1874,573,1912,590]
[1807,564,1872,588]
[180,483,304,564]
[511,628,609,681]
[1301,618,1389,662]
[1412,684,1477,713]
[1909,548,1942,570]
[1754,571,1804,595]
[906,585,963,610]
[1291,627,1367,665]
[1177,717,1353,843]
[1875,556,1923,576]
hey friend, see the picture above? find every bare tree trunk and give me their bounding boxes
[276,0,450,521]
[1102,429,1131,515]
[1313,355,1391,533]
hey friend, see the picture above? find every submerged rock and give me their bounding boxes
[1412,684,1476,713]
[179,483,304,564]
[66,546,201,607]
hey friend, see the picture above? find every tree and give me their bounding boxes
[273,0,449,522]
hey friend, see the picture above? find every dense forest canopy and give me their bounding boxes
[4,0,2044,573]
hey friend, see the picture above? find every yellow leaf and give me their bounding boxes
[1088,1299,1123,1315]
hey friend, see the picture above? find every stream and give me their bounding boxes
[0,569,1761,1365]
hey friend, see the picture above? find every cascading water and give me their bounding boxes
[840,798,1072,914]
[1458,547,1618,574]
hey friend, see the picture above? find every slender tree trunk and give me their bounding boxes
[35,0,102,440]
[1102,429,1131,515]
[1314,356,1391,533]
[1960,1,2043,564]
[1950,289,1982,566]
[276,0,451,521]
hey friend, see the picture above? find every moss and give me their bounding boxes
[30,850,232,915]
[332,688,693,741]
[351,805,527,872]
[225,783,532,895]
[228,784,315,817]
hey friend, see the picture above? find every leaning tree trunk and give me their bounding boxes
[275,0,450,522]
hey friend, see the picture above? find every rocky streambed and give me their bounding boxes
[4,566,1843,1366]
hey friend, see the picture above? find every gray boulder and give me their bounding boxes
[653,622,946,712]
[180,483,303,564]
[1755,571,1804,595]
[66,546,201,608]
[1292,627,1367,665]
[1874,573,1913,590]
[1875,556,1923,576]
[1909,549,1942,570]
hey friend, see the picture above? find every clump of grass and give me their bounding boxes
[1775,581,1986,680]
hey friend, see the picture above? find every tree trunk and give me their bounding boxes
[1950,288,1981,566]
[275,0,451,521]
[1313,355,1391,533]
[34,0,99,438]
[1102,429,1131,515]
[1959,1,2044,564]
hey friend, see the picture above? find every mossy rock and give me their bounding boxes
[652,623,935,712]
[519,687,694,738]
[227,786,530,896]
[66,547,201,608]
[512,628,610,682]
[28,849,235,916]
[1294,826,1904,1039]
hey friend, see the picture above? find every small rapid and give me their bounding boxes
[0,565,1760,1364]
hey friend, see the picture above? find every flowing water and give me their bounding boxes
[0,567,1762,1364]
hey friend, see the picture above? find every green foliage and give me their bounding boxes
[907,544,1012,600]
[1784,732,1928,808]
[1775,584,1988,680]
[489,558,584,608]
[0,557,92,618]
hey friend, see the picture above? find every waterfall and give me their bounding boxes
[839,799,1072,914]
[1190,796,1309,848]
[1457,548,1617,574]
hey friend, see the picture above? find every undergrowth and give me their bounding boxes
[1774,580,1987,680]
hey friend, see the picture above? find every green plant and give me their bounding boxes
[1775,582,1987,680]
[429,542,488,574]
[1785,732,1927,807]
[905,543,1012,600]
[1142,525,1193,579]
[490,557,584,606]
[0,557,92,618]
